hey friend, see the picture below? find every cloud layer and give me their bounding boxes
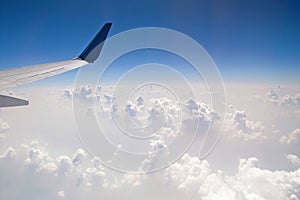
[1,143,300,200]
[0,84,300,199]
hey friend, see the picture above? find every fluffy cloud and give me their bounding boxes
[81,158,106,188]
[20,140,108,188]
[280,94,300,107]
[285,154,300,167]
[21,141,90,176]
[63,85,113,103]
[57,190,65,199]
[165,154,300,200]
[23,141,58,174]
[71,85,94,102]
[280,128,300,144]
[64,85,118,119]
[0,118,9,138]
[72,148,87,166]
[224,106,265,142]
[1,140,300,200]
[2,84,300,199]
[127,97,218,171]
[266,89,300,107]
[56,156,73,175]
[184,98,219,124]
[140,134,169,171]
[0,147,16,160]
[266,89,279,104]
[127,96,182,171]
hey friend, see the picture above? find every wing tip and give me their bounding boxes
[77,23,112,63]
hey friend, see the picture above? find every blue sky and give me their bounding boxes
[0,0,299,83]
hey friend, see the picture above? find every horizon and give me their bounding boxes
[1,0,299,84]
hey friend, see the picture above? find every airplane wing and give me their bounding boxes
[0,23,112,107]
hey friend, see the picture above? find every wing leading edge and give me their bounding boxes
[0,23,112,107]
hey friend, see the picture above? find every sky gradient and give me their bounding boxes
[1,1,300,199]
[0,0,299,83]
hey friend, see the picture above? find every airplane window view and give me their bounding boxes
[0,1,299,199]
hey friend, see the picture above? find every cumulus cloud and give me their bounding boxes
[64,85,118,119]
[63,89,72,98]
[21,141,91,176]
[58,190,65,199]
[83,164,106,188]
[56,156,73,175]
[115,173,147,189]
[280,128,300,144]
[62,85,101,103]
[72,85,95,102]
[1,139,300,200]
[164,154,300,200]
[266,89,279,104]
[224,106,265,142]
[281,93,300,107]
[0,118,10,138]
[23,141,58,174]
[285,154,300,167]
[140,134,169,171]
[2,85,300,199]
[0,147,16,160]
[122,96,184,171]
[72,148,87,166]
[21,140,108,189]
[63,85,114,104]
[266,89,300,107]
[184,98,219,124]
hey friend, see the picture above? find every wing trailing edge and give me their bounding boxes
[0,95,28,107]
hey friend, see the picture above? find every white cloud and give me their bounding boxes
[267,89,300,107]
[122,96,183,171]
[85,169,106,188]
[281,95,296,106]
[21,141,107,189]
[285,154,300,167]
[165,154,300,200]
[266,89,279,104]
[280,93,300,107]
[56,156,73,175]
[84,156,106,187]
[63,89,72,98]
[23,141,58,174]
[1,84,300,199]
[72,148,87,166]
[0,147,16,160]
[66,85,118,119]
[140,134,169,171]
[63,85,114,104]
[63,85,101,104]
[280,128,300,144]
[0,118,9,138]
[184,98,219,123]
[1,139,300,200]
[22,141,90,176]
[58,190,65,199]
[224,106,265,142]
[73,85,94,101]
[117,173,147,188]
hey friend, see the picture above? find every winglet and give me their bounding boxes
[78,23,112,63]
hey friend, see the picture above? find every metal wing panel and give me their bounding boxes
[0,59,88,89]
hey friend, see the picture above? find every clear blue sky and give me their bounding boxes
[0,0,299,83]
